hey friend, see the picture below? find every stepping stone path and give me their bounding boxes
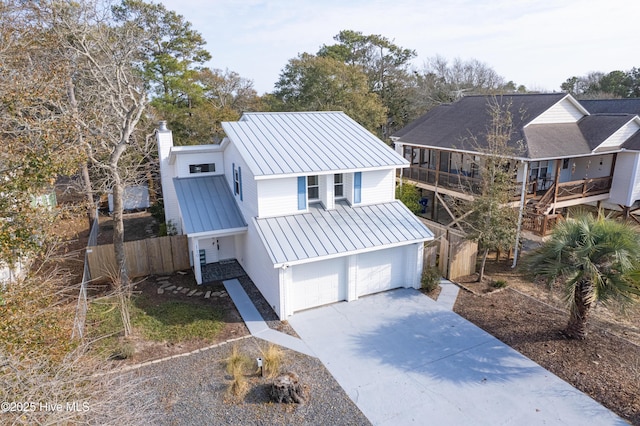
[154,276,230,301]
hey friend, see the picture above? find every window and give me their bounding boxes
[334,174,344,197]
[233,163,243,200]
[354,172,362,204]
[189,163,215,174]
[307,175,319,200]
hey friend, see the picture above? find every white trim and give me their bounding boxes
[272,238,433,269]
[187,226,248,239]
[252,165,406,180]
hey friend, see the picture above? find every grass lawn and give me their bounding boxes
[86,294,225,359]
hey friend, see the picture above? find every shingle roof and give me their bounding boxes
[222,112,407,178]
[580,99,640,115]
[173,175,247,235]
[392,93,568,158]
[393,94,640,159]
[254,200,434,267]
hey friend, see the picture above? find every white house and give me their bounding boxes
[392,94,640,235]
[157,112,434,318]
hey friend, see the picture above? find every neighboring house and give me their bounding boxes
[157,112,434,318]
[391,93,640,235]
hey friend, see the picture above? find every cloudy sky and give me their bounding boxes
[159,0,639,95]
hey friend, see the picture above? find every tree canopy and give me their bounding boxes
[525,213,640,339]
[318,30,417,136]
[561,68,640,98]
[271,53,387,133]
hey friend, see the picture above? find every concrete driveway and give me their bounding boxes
[287,288,625,426]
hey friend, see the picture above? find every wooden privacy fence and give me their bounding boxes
[421,219,477,280]
[87,235,190,281]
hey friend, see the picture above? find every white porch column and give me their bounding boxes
[280,265,292,318]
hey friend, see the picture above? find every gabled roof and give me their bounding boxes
[393,93,640,160]
[222,112,407,179]
[254,200,434,267]
[392,93,568,158]
[173,175,247,236]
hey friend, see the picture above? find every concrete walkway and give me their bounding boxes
[223,279,315,357]
[287,288,625,426]
[436,278,459,310]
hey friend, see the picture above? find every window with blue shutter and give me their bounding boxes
[233,163,239,196]
[354,172,362,204]
[297,176,306,210]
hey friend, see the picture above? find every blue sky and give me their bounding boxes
[159,0,639,95]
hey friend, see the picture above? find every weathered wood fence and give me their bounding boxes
[87,235,190,281]
[421,219,477,280]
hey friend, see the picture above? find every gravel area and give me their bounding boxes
[237,275,299,338]
[130,336,370,425]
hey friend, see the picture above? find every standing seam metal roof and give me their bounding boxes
[173,175,247,235]
[254,200,434,266]
[222,112,408,177]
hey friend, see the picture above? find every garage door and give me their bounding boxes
[356,247,406,297]
[291,257,347,312]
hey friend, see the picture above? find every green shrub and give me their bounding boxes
[149,200,165,223]
[491,279,508,289]
[421,266,440,293]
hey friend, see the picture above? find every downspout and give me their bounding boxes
[512,161,529,268]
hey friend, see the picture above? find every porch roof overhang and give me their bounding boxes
[173,175,247,236]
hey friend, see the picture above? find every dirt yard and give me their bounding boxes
[452,262,640,425]
[59,211,640,424]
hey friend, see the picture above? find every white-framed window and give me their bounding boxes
[189,163,215,174]
[307,175,319,200]
[334,174,344,197]
[234,168,240,194]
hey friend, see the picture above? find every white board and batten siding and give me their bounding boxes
[257,177,299,217]
[237,222,282,315]
[527,97,586,125]
[174,151,224,178]
[224,141,259,220]
[609,152,640,206]
[360,169,395,205]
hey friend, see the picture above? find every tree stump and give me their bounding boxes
[270,372,304,404]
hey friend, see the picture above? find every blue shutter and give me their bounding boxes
[297,176,306,210]
[238,166,243,201]
[354,172,362,204]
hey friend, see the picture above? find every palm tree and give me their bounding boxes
[525,213,640,339]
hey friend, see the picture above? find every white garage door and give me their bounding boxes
[356,247,406,297]
[291,257,347,312]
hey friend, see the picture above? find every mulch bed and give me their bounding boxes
[453,264,640,425]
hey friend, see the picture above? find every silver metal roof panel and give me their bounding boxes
[222,112,408,178]
[173,175,247,235]
[254,200,434,266]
